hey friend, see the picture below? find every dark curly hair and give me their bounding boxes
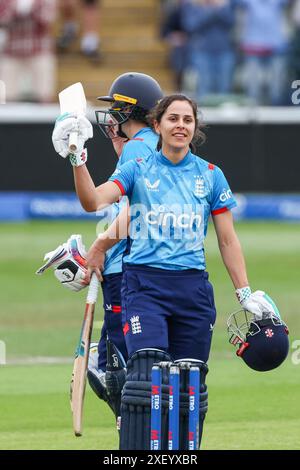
[147,94,206,153]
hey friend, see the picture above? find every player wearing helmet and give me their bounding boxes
[95,72,164,139]
[51,72,163,427]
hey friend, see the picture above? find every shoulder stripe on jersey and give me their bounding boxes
[131,138,144,141]
[113,179,126,196]
[211,207,229,216]
[208,163,215,170]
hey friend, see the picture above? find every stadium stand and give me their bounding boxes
[57,0,173,102]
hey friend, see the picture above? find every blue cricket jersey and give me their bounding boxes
[109,149,237,271]
[103,127,158,275]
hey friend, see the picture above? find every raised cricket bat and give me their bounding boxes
[59,82,87,153]
[70,273,100,436]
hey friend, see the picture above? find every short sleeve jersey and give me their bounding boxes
[103,127,158,275]
[109,149,237,271]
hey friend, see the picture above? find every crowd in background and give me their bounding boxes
[0,0,101,103]
[161,0,300,105]
[1,0,300,105]
[0,0,57,103]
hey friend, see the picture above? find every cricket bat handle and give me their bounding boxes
[69,130,78,153]
[68,116,82,153]
[87,273,100,304]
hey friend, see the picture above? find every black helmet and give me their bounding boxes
[95,72,163,138]
[227,310,289,372]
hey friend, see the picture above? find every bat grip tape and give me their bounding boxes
[86,274,100,304]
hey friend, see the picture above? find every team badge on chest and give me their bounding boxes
[194,176,206,197]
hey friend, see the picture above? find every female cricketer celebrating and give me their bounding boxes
[50,72,163,421]
[78,94,281,449]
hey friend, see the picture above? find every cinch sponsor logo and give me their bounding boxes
[220,189,232,202]
[145,210,201,229]
[129,203,204,242]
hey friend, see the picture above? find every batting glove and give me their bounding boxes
[52,112,93,166]
[236,287,280,321]
[36,234,87,292]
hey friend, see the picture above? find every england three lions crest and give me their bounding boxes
[194,176,206,197]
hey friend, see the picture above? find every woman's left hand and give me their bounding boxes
[82,242,105,284]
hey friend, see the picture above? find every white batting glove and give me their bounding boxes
[236,287,281,321]
[36,234,87,292]
[52,112,93,166]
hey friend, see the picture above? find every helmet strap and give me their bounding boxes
[117,124,129,139]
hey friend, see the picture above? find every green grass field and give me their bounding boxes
[0,220,299,450]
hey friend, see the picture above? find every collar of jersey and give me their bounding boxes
[157,149,193,167]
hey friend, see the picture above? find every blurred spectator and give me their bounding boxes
[180,0,236,101]
[235,0,292,106]
[57,0,101,61]
[0,0,56,103]
[161,0,189,91]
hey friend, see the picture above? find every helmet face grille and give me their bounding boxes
[227,309,253,345]
[95,108,132,138]
[95,101,149,139]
